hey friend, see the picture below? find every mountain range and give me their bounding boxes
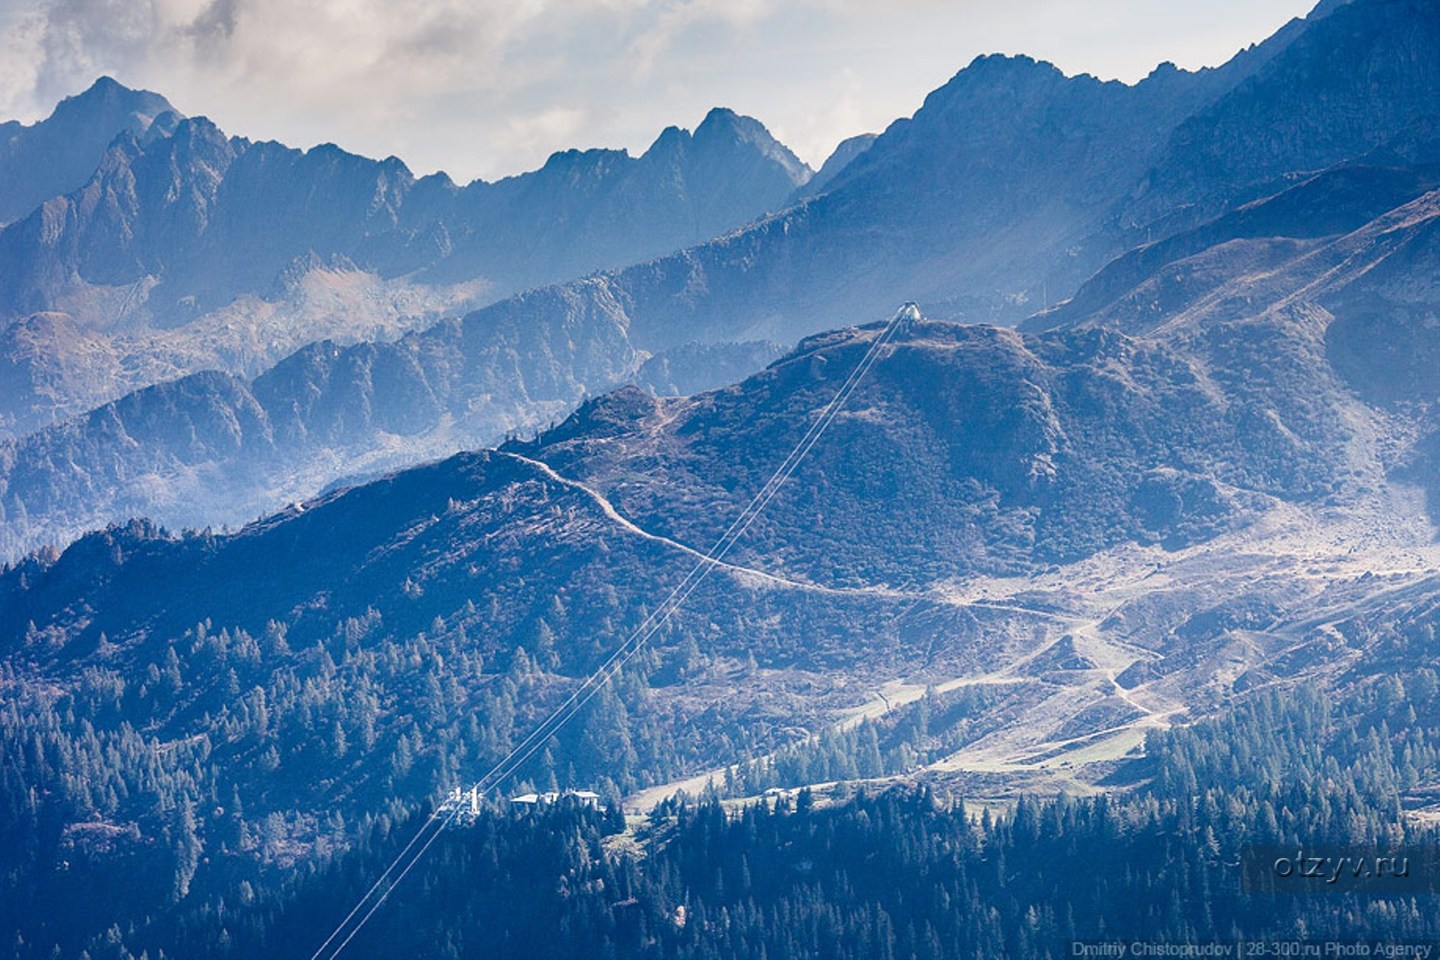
[5,0,1440,955]
[0,86,813,439]
[3,0,1438,565]
[2,0,1433,805]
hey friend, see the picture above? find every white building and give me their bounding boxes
[510,789,601,808]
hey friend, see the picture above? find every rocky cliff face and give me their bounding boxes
[0,77,179,227]
[1124,0,1440,235]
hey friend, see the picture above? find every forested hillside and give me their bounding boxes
[8,684,1438,959]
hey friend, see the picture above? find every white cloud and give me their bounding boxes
[0,6,45,118]
[500,105,590,165]
[626,0,778,79]
[0,0,1318,182]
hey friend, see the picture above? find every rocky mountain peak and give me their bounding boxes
[641,123,690,161]
[0,77,182,225]
[695,105,744,134]
[1126,0,1440,231]
[52,76,175,126]
[537,146,631,180]
[1307,0,1356,19]
[695,106,811,185]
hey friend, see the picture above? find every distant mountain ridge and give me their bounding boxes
[0,95,811,437]
[1119,0,1440,236]
[493,0,1436,355]
[0,102,812,327]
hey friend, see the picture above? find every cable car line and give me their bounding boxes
[310,305,915,960]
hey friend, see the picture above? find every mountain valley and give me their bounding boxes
[3,1,1440,956]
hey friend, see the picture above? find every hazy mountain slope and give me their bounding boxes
[0,283,793,561]
[0,307,1410,687]
[1027,161,1440,332]
[0,282,635,558]
[1018,156,1440,523]
[0,77,179,226]
[0,313,124,436]
[632,339,788,397]
[1027,182,1440,386]
[1101,185,1440,513]
[0,97,810,437]
[1124,0,1440,237]
[0,309,1368,645]
[791,132,876,200]
[508,315,1364,584]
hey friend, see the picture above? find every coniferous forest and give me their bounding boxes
[7,677,1440,959]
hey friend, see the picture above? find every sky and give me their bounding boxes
[0,0,1319,184]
